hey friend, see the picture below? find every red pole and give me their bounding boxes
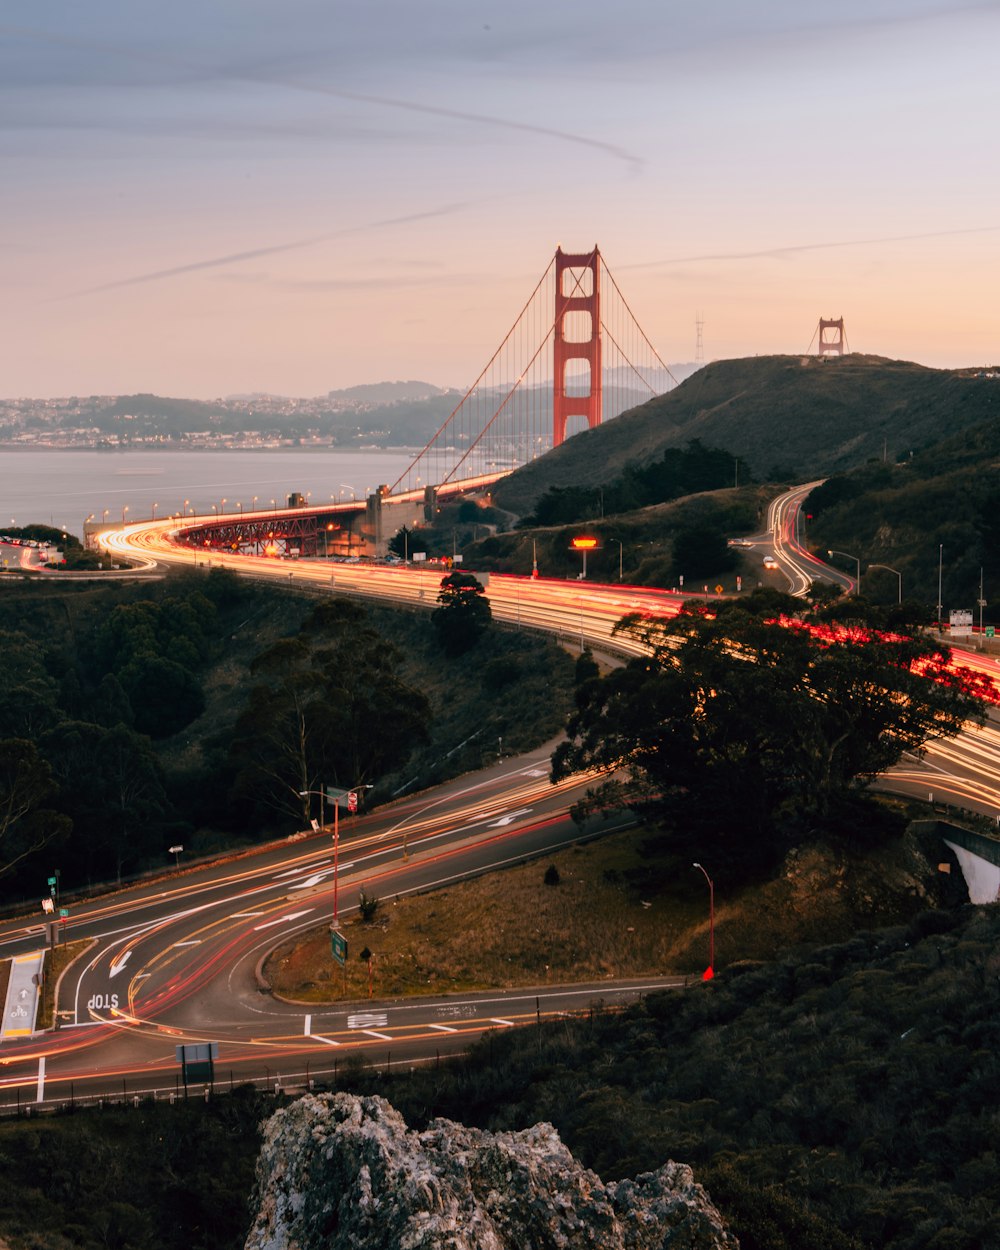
[333,800,339,925]
[693,862,714,980]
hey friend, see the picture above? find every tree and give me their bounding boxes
[553,593,991,872]
[432,572,492,656]
[0,738,70,885]
[229,601,430,827]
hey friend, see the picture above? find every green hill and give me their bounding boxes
[494,354,1000,514]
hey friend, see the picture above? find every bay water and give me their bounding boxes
[0,447,417,534]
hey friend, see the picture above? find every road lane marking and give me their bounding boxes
[36,1057,45,1103]
[429,1023,457,1033]
[361,1030,392,1040]
[253,910,313,930]
[347,1012,388,1029]
[487,808,533,827]
[232,911,266,918]
[308,1034,341,1046]
[172,940,202,947]
[490,1017,516,1026]
[273,861,331,879]
[109,953,131,977]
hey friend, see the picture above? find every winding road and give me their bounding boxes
[2,485,999,1110]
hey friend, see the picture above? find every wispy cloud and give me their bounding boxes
[66,203,472,297]
[624,225,1000,269]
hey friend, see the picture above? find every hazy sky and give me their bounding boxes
[3,1,998,398]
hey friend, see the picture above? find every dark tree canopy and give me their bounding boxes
[432,572,492,656]
[553,593,991,873]
[230,599,431,827]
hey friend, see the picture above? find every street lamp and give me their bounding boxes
[867,563,902,604]
[827,548,860,595]
[613,539,624,582]
[937,543,944,629]
[692,862,715,981]
[339,484,357,501]
[183,499,190,516]
[121,505,129,526]
[151,502,158,520]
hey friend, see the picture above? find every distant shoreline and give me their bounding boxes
[0,443,424,455]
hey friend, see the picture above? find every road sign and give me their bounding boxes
[41,898,54,914]
[987,626,996,639]
[326,786,356,812]
[330,929,348,966]
[715,584,723,594]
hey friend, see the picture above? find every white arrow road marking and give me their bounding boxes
[109,952,131,978]
[520,768,548,777]
[253,910,313,931]
[487,808,532,827]
[273,861,330,880]
[289,873,329,890]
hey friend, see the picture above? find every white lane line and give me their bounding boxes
[304,1014,311,1036]
[232,911,266,918]
[308,1034,341,1047]
[172,940,202,947]
[362,1030,393,1040]
[490,1017,516,1026]
[36,1057,45,1103]
[429,1023,457,1033]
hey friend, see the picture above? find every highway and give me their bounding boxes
[0,735,681,1110]
[3,488,999,1108]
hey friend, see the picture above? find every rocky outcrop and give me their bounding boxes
[245,1092,738,1249]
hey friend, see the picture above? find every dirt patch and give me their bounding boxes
[263,822,951,1002]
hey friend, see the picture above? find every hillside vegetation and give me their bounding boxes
[494,354,1000,514]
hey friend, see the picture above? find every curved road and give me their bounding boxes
[3,487,999,1108]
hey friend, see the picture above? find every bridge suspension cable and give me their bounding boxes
[390,247,674,496]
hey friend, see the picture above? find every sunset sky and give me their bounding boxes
[3,1,998,398]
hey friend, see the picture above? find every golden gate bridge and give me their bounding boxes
[174,246,672,558]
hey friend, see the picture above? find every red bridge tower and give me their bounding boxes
[553,246,602,447]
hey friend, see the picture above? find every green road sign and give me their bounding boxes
[986,626,995,639]
[330,929,348,967]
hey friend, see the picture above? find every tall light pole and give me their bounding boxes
[867,563,902,604]
[121,504,129,526]
[300,787,335,923]
[827,548,860,595]
[692,862,715,980]
[613,539,623,582]
[937,543,944,629]
[977,567,987,649]
[151,502,158,520]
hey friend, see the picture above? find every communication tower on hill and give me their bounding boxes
[695,312,705,363]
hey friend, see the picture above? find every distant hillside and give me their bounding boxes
[494,354,1000,514]
[328,380,453,403]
